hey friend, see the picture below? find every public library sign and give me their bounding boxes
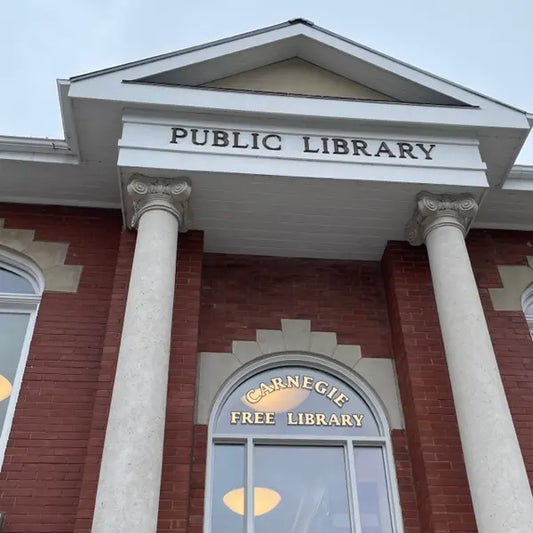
[119,114,487,187]
[170,126,436,161]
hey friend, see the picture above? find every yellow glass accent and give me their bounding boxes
[0,374,12,402]
[223,487,281,516]
[242,388,310,412]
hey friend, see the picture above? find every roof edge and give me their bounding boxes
[502,164,533,190]
[509,164,533,178]
[70,20,297,82]
[0,135,79,164]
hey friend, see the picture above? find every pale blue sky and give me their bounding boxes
[2,0,533,162]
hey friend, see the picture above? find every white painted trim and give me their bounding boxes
[521,284,533,313]
[0,246,45,294]
[502,165,533,190]
[0,195,121,209]
[346,440,363,533]
[122,108,488,143]
[68,20,526,116]
[0,255,43,470]
[0,135,79,165]
[68,81,529,131]
[57,79,81,157]
[521,284,533,338]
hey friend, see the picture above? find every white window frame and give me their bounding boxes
[521,284,533,339]
[204,353,404,533]
[0,247,44,469]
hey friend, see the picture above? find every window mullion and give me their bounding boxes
[347,439,363,533]
[383,444,402,532]
[245,437,254,533]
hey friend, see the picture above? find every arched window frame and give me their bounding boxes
[521,284,533,339]
[204,352,404,533]
[0,247,44,469]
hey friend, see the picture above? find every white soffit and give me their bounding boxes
[118,168,486,260]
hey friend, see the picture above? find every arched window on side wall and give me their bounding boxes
[205,355,403,533]
[522,284,533,339]
[0,248,43,468]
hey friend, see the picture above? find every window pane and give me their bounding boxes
[0,267,35,294]
[0,313,31,430]
[254,445,352,533]
[216,366,379,436]
[354,447,393,533]
[211,444,245,533]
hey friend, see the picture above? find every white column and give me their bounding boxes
[407,192,533,533]
[92,176,191,533]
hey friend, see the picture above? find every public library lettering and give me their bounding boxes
[170,126,437,160]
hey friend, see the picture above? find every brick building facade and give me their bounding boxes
[1,20,532,533]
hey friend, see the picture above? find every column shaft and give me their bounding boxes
[92,208,179,533]
[425,220,533,533]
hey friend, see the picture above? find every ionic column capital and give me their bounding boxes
[406,192,478,245]
[127,175,192,230]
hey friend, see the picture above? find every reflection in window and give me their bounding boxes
[0,260,42,469]
[216,366,379,436]
[212,445,245,533]
[255,446,351,533]
[0,313,31,427]
[355,448,393,533]
[207,364,401,533]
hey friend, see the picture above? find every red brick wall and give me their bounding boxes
[392,430,421,533]
[73,230,205,533]
[467,230,533,485]
[0,205,122,533]
[383,229,533,533]
[4,209,530,533]
[159,231,204,533]
[198,253,420,532]
[188,425,207,533]
[382,242,475,533]
[199,254,392,356]
[73,228,136,533]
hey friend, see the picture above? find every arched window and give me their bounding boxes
[205,355,403,533]
[0,248,43,468]
[522,284,533,339]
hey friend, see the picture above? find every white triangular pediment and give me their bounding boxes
[70,20,484,107]
[203,58,395,101]
[133,35,466,106]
